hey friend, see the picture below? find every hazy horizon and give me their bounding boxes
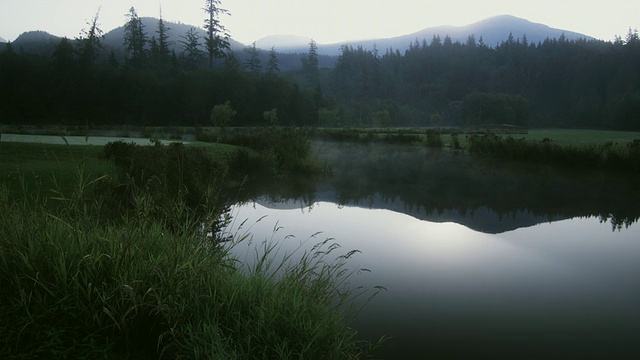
[1,0,638,44]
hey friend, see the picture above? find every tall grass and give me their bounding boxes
[0,146,382,358]
[203,127,321,176]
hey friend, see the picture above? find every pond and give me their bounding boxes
[225,142,640,359]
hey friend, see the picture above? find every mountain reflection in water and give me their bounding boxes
[234,141,640,233]
[226,142,640,358]
[227,202,640,359]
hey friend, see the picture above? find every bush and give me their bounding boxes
[425,130,444,148]
[218,128,314,175]
[210,101,236,130]
[451,133,462,149]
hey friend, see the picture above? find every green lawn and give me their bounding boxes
[0,136,239,197]
[0,142,109,194]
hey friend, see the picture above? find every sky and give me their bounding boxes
[1,0,638,44]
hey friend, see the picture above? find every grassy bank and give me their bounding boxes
[0,138,380,359]
[520,129,640,147]
[0,141,110,196]
[310,127,640,172]
[467,132,640,173]
[312,127,640,148]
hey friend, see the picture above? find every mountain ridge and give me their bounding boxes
[255,15,594,55]
[102,17,245,52]
[4,15,595,59]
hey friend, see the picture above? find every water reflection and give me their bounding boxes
[235,141,640,233]
[226,142,640,358]
[227,202,640,359]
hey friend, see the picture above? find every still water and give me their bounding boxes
[226,142,640,358]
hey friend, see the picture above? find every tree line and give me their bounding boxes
[325,31,640,129]
[0,2,321,127]
[1,4,639,130]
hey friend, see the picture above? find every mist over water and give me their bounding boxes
[226,141,640,358]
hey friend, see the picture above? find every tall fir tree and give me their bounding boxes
[123,7,147,68]
[302,39,319,85]
[76,8,103,66]
[243,42,262,75]
[180,27,205,69]
[203,0,230,67]
[156,6,171,63]
[267,46,280,73]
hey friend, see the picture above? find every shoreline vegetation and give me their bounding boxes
[1,126,639,358]
[3,125,640,172]
[0,132,384,359]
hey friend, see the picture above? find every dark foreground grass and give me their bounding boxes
[0,147,381,359]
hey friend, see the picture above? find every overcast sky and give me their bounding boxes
[1,0,638,44]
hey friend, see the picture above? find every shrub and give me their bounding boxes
[218,128,314,175]
[425,130,444,148]
[263,108,279,127]
[210,101,236,131]
[451,133,462,149]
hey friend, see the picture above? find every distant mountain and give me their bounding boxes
[1,18,245,60]
[103,17,245,54]
[385,15,593,48]
[11,30,61,56]
[0,36,6,43]
[255,35,313,52]
[267,15,594,56]
[2,15,595,69]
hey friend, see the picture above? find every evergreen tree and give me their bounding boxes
[76,8,103,66]
[267,46,280,73]
[224,51,240,71]
[52,37,76,69]
[302,39,319,85]
[156,6,171,63]
[180,27,205,69]
[1,40,13,55]
[466,34,477,47]
[107,50,119,68]
[203,0,230,67]
[431,35,442,47]
[243,42,262,75]
[149,36,160,65]
[123,7,147,68]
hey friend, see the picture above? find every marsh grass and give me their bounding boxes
[219,216,387,359]
[1,146,382,358]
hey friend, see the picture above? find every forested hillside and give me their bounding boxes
[328,31,640,129]
[1,27,639,129]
